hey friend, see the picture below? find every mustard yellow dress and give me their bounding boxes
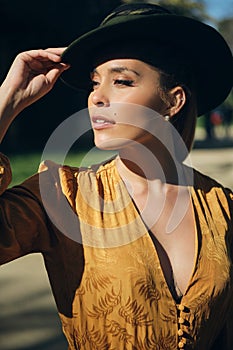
[0,154,233,350]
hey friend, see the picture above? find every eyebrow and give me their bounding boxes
[92,66,140,77]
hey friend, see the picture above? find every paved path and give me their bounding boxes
[0,147,232,350]
[190,147,233,189]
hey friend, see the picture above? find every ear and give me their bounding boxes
[169,86,186,117]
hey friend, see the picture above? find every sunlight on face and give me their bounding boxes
[88,59,167,150]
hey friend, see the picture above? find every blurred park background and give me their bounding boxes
[0,0,233,349]
[0,0,233,155]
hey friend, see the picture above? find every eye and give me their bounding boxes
[114,79,134,86]
[90,79,100,90]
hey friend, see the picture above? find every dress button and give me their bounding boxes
[178,317,185,324]
[177,304,190,313]
[178,340,185,348]
[178,329,184,336]
[177,304,185,311]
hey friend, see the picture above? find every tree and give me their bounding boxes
[121,0,211,21]
[218,17,233,53]
[217,18,233,108]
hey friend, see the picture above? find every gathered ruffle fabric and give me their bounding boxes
[0,154,233,349]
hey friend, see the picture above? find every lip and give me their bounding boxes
[91,115,116,130]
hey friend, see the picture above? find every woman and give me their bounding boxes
[0,3,233,349]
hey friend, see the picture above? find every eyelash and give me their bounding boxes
[90,79,134,88]
[114,79,134,86]
[91,80,99,87]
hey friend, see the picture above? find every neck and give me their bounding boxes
[117,138,183,186]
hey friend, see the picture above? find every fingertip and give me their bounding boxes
[62,63,71,71]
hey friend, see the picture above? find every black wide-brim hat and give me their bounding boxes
[61,3,233,116]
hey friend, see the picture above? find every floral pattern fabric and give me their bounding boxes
[0,155,233,349]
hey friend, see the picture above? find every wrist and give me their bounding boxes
[0,82,23,119]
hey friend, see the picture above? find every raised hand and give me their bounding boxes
[0,48,70,142]
[1,48,70,114]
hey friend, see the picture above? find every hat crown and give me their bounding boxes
[61,1,233,116]
[101,2,172,26]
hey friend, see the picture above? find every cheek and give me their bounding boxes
[128,88,164,117]
[87,93,93,108]
[139,88,164,113]
[113,102,161,130]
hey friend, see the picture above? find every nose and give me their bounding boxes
[89,83,110,107]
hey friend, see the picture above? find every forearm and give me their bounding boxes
[0,83,21,143]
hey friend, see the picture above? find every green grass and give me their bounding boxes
[9,150,117,187]
[10,154,41,186]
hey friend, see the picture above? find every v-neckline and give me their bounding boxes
[113,158,199,303]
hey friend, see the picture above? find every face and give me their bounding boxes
[88,59,167,150]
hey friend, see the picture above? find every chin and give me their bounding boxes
[94,136,133,151]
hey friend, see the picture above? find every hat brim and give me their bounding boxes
[61,14,233,116]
